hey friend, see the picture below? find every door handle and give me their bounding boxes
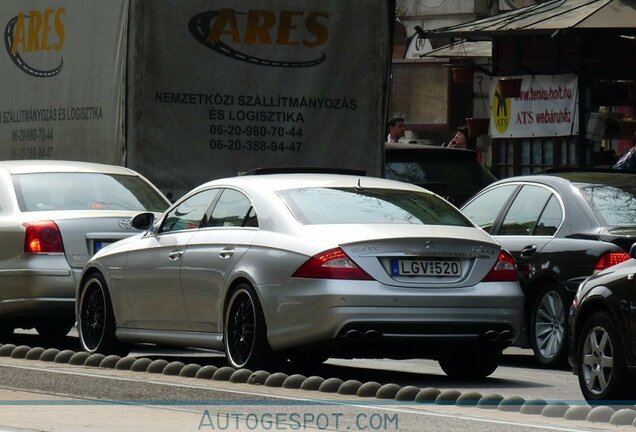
[219,246,235,259]
[168,250,183,261]
[520,244,537,258]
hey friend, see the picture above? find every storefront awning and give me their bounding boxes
[423,40,492,58]
[428,0,636,39]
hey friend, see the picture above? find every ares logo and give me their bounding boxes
[189,8,329,68]
[5,8,65,78]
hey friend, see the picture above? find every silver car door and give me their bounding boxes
[124,231,193,330]
[181,189,257,332]
[124,188,220,331]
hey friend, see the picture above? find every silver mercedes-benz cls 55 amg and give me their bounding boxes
[77,173,523,377]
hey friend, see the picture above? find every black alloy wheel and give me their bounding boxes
[78,273,125,355]
[224,284,272,370]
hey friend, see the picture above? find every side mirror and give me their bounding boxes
[630,243,636,259]
[132,212,155,230]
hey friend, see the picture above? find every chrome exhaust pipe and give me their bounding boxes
[499,330,514,343]
[363,330,381,342]
[345,329,362,342]
[482,330,499,342]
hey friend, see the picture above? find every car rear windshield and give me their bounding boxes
[278,187,472,226]
[385,150,496,206]
[13,173,169,212]
[574,182,636,226]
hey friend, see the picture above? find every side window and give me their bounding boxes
[499,185,552,236]
[159,189,219,233]
[205,189,256,228]
[534,195,563,236]
[461,184,517,233]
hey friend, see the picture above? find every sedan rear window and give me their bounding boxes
[575,183,636,226]
[13,173,169,212]
[278,187,472,226]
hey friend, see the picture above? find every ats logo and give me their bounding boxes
[5,8,65,78]
[189,8,329,68]
[492,83,512,134]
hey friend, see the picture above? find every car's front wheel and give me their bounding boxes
[78,272,126,355]
[224,284,273,370]
[438,348,501,378]
[530,284,569,367]
[577,311,633,402]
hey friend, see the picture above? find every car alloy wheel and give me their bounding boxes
[79,277,107,352]
[225,289,256,367]
[576,311,632,402]
[535,291,565,359]
[78,272,126,355]
[581,325,614,396]
[531,284,568,366]
[224,284,275,370]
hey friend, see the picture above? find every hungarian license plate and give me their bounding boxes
[391,259,461,276]
[93,241,113,253]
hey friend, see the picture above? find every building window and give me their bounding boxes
[493,137,577,178]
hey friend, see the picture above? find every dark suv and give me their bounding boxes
[385,142,496,206]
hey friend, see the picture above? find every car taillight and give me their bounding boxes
[292,247,373,280]
[594,251,630,273]
[23,221,64,253]
[482,251,518,282]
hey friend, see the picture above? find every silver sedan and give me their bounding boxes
[77,174,523,377]
[0,160,170,339]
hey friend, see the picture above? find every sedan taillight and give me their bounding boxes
[293,247,373,280]
[23,221,64,253]
[594,251,630,273]
[482,251,518,282]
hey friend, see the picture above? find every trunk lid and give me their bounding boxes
[26,210,156,268]
[599,226,636,252]
[300,224,502,287]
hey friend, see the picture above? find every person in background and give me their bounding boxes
[447,125,482,162]
[447,125,470,149]
[387,116,406,143]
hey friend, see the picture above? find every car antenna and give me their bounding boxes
[355,178,364,192]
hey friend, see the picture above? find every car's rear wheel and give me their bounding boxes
[36,318,75,340]
[530,284,568,367]
[438,348,501,378]
[224,284,273,370]
[78,272,127,355]
[577,311,633,402]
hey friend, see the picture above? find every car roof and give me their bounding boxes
[0,160,140,176]
[385,142,477,156]
[193,173,425,193]
[488,171,636,189]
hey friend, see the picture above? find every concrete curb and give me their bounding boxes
[0,342,632,428]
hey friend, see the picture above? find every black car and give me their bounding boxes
[461,170,636,367]
[385,142,496,206]
[569,244,636,402]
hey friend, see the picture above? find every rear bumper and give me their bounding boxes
[258,279,524,354]
[0,262,77,320]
